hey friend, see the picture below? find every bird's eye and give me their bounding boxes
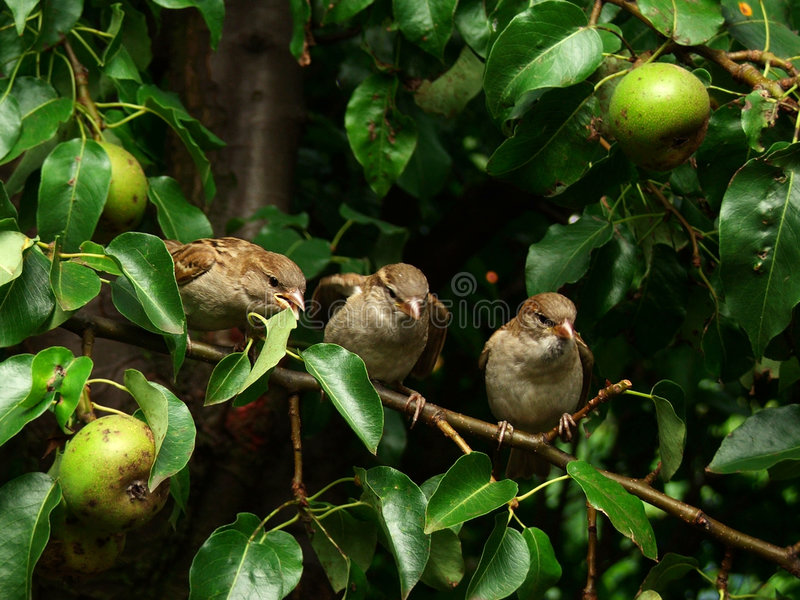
[387,287,397,299]
[269,275,279,287]
[536,313,556,328]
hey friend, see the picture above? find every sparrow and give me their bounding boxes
[164,237,306,331]
[479,292,593,479]
[311,263,449,420]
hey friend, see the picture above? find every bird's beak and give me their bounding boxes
[397,298,422,320]
[552,319,575,339]
[274,288,306,319]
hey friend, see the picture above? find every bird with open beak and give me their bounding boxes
[312,263,448,418]
[479,292,593,478]
[164,237,306,331]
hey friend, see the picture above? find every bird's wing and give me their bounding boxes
[477,317,517,371]
[411,294,449,378]
[310,272,368,324]
[166,240,218,285]
[576,333,594,408]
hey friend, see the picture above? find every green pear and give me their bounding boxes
[58,414,169,533]
[608,62,710,171]
[39,513,126,576]
[97,141,148,234]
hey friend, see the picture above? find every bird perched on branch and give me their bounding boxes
[164,237,306,331]
[479,292,593,478]
[311,263,449,420]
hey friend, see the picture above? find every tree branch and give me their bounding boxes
[604,0,797,105]
[60,313,800,576]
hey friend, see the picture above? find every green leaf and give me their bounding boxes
[137,84,224,202]
[204,513,303,594]
[320,0,375,24]
[486,84,605,196]
[104,46,143,83]
[0,78,74,166]
[169,464,191,519]
[397,113,452,201]
[106,232,185,335]
[110,274,161,333]
[741,90,778,152]
[650,380,686,481]
[0,181,16,220]
[345,74,418,198]
[518,527,562,599]
[708,404,800,473]
[151,0,225,50]
[7,0,39,36]
[262,529,304,595]
[483,1,603,121]
[0,231,33,286]
[76,241,123,275]
[0,472,61,600]
[638,0,723,45]
[148,176,213,242]
[394,0,457,59]
[578,232,637,322]
[0,246,56,347]
[719,143,800,357]
[289,0,312,61]
[303,344,384,455]
[414,47,484,118]
[189,528,284,599]
[251,204,310,230]
[641,552,699,593]
[164,328,188,382]
[454,0,491,58]
[0,94,22,162]
[525,204,613,295]
[696,100,749,211]
[0,354,47,447]
[465,513,529,600]
[24,346,75,409]
[97,3,125,64]
[37,138,112,252]
[124,369,169,461]
[567,460,658,560]
[51,260,101,312]
[284,238,332,280]
[238,309,297,394]
[49,237,101,312]
[424,452,517,533]
[356,466,430,599]
[339,204,408,235]
[145,382,197,490]
[204,351,252,406]
[310,510,377,593]
[37,0,82,50]
[52,354,93,431]
[420,528,465,591]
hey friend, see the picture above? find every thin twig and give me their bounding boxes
[717,547,733,599]
[589,0,603,26]
[432,411,474,455]
[583,504,598,600]
[62,38,103,135]
[288,394,306,503]
[647,181,701,268]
